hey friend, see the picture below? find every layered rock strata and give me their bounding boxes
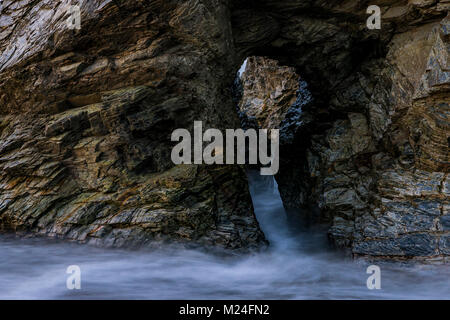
[0,0,265,249]
[234,2,449,261]
[0,0,448,260]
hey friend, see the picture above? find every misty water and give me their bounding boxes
[0,171,448,299]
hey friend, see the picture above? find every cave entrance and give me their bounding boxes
[232,42,383,250]
[233,56,325,233]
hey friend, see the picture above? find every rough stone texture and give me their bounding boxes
[353,169,448,258]
[238,56,299,129]
[232,2,449,261]
[0,0,449,260]
[0,0,265,250]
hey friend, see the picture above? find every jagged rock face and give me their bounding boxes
[232,2,449,261]
[0,0,265,250]
[238,57,299,129]
[0,0,449,260]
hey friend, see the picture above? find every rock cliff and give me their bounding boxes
[0,0,449,261]
[235,1,449,261]
[0,0,265,249]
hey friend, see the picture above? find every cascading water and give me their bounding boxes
[0,171,448,299]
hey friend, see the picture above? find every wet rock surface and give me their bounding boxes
[233,2,449,261]
[0,0,449,260]
[238,56,300,129]
[0,0,265,250]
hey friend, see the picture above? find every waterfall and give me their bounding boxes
[247,170,295,250]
